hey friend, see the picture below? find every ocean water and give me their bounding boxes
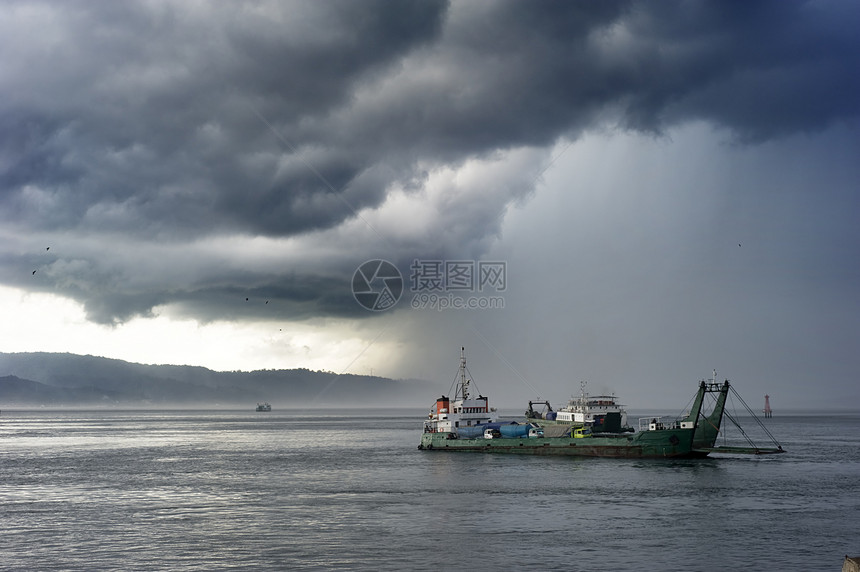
[1,408,858,571]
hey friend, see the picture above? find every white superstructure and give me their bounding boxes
[555,381,628,427]
[423,347,498,434]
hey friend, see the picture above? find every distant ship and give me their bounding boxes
[418,349,784,458]
[256,402,271,412]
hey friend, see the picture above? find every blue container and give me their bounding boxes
[498,424,532,438]
[456,426,485,439]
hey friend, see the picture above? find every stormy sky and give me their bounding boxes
[1,0,858,410]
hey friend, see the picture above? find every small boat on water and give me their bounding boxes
[256,402,271,412]
[418,348,784,458]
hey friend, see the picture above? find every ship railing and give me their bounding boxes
[638,416,683,431]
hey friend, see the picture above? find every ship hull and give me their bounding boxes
[419,428,698,459]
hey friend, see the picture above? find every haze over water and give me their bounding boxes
[1,408,857,570]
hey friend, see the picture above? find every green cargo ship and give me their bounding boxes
[418,348,784,458]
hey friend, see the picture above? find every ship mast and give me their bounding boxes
[455,346,470,401]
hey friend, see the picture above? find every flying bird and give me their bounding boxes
[32,270,36,275]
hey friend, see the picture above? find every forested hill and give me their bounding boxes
[0,352,425,408]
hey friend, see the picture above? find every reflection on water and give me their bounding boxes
[1,410,858,570]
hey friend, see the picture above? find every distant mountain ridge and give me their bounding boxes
[0,352,425,407]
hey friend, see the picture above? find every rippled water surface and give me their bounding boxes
[1,409,858,570]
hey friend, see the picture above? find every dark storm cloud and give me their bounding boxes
[1,0,857,324]
[616,1,860,140]
[1,0,448,236]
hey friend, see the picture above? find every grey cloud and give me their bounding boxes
[1,0,447,235]
[1,0,857,325]
[618,1,860,139]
